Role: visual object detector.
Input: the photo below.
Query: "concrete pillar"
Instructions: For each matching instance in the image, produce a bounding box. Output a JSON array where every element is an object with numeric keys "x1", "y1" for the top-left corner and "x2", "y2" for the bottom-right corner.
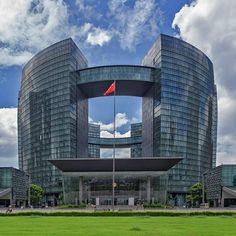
[
  {"x1": 10, "y1": 189, "x2": 13, "y2": 206},
  {"x1": 147, "y1": 176, "x2": 151, "y2": 203},
  {"x1": 213, "y1": 199, "x2": 217, "y2": 207},
  {"x1": 87, "y1": 183, "x2": 91, "y2": 204},
  {"x1": 62, "y1": 176, "x2": 66, "y2": 204},
  {"x1": 75, "y1": 197, "x2": 78, "y2": 205},
  {"x1": 151, "y1": 197, "x2": 155, "y2": 204},
  {"x1": 221, "y1": 197, "x2": 224, "y2": 207},
  {"x1": 79, "y1": 176, "x2": 83, "y2": 204}
]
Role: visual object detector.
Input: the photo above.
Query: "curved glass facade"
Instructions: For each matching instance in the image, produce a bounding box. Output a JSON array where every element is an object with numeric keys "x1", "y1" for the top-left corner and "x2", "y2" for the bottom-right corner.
[
  {"x1": 18, "y1": 34, "x2": 217, "y2": 205},
  {"x1": 78, "y1": 65, "x2": 156, "y2": 84},
  {"x1": 142, "y1": 34, "x2": 217, "y2": 201},
  {"x1": 18, "y1": 39, "x2": 87, "y2": 199}
]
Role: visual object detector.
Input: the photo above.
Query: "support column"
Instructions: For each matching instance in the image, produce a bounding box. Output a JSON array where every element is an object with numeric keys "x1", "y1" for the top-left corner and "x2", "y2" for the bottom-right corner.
[
  {"x1": 10, "y1": 188, "x2": 13, "y2": 206},
  {"x1": 79, "y1": 176, "x2": 83, "y2": 204},
  {"x1": 87, "y1": 183, "x2": 91, "y2": 204},
  {"x1": 147, "y1": 176, "x2": 151, "y2": 203},
  {"x1": 213, "y1": 199, "x2": 217, "y2": 207},
  {"x1": 62, "y1": 176, "x2": 66, "y2": 204},
  {"x1": 221, "y1": 197, "x2": 225, "y2": 207},
  {"x1": 221, "y1": 188, "x2": 225, "y2": 207}
]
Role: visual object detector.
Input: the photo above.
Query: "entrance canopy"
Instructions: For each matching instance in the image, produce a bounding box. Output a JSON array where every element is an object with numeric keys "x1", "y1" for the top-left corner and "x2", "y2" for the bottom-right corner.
[{"x1": 49, "y1": 157, "x2": 182, "y2": 177}]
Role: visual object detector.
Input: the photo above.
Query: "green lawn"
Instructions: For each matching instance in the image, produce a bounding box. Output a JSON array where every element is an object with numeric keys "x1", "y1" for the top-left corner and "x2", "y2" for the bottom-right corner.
[{"x1": 0, "y1": 216, "x2": 236, "y2": 236}]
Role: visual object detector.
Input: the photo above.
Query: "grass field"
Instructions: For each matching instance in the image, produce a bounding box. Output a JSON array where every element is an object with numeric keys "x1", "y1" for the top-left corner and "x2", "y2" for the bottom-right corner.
[{"x1": 0, "y1": 216, "x2": 236, "y2": 235}]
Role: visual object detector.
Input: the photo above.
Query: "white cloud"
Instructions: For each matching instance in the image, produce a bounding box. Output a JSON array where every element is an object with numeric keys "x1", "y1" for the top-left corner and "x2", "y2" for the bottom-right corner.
[
  {"x1": 172, "y1": 0, "x2": 236, "y2": 165},
  {"x1": 0, "y1": 48, "x2": 33, "y2": 67},
  {"x1": 0, "y1": 108, "x2": 18, "y2": 167},
  {"x1": 90, "y1": 111, "x2": 132, "y2": 158},
  {"x1": 90, "y1": 112, "x2": 141, "y2": 139},
  {"x1": 0, "y1": 0, "x2": 78, "y2": 66},
  {"x1": 100, "y1": 130, "x2": 130, "y2": 138},
  {"x1": 115, "y1": 113, "x2": 129, "y2": 129},
  {"x1": 0, "y1": 0, "x2": 163, "y2": 66},
  {"x1": 131, "y1": 117, "x2": 139, "y2": 124},
  {"x1": 79, "y1": 22, "x2": 93, "y2": 35},
  {"x1": 88, "y1": 116, "x2": 93, "y2": 123},
  {"x1": 100, "y1": 148, "x2": 130, "y2": 159},
  {"x1": 108, "y1": 0, "x2": 162, "y2": 51},
  {"x1": 78, "y1": 23, "x2": 112, "y2": 47},
  {"x1": 90, "y1": 111, "x2": 141, "y2": 140},
  {"x1": 92, "y1": 113, "x2": 129, "y2": 131},
  {"x1": 76, "y1": 0, "x2": 88, "y2": 11},
  {"x1": 75, "y1": 0, "x2": 163, "y2": 51},
  {"x1": 86, "y1": 27, "x2": 112, "y2": 46},
  {"x1": 0, "y1": 0, "x2": 113, "y2": 66},
  {"x1": 75, "y1": 0, "x2": 102, "y2": 20}
]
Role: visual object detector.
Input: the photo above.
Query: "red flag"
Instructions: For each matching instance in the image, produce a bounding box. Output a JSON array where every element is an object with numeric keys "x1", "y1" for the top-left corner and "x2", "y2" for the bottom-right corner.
[{"x1": 103, "y1": 82, "x2": 115, "y2": 96}]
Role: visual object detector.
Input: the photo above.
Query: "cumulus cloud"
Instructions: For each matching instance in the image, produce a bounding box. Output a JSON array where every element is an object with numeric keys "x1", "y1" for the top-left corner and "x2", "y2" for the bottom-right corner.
[
  {"x1": 0, "y1": 0, "x2": 111, "y2": 66},
  {"x1": 0, "y1": 108, "x2": 18, "y2": 167},
  {"x1": 75, "y1": 0, "x2": 163, "y2": 51},
  {"x1": 0, "y1": 0, "x2": 163, "y2": 66},
  {"x1": 108, "y1": 0, "x2": 162, "y2": 51},
  {"x1": 0, "y1": 48, "x2": 33, "y2": 67},
  {"x1": 91, "y1": 113, "x2": 129, "y2": 132},
  {"x1": 86, "y1": 27, "x2": 112, "y2": 46},
  {"x1": 172, "y1": 0, "x2": 236, "y2": 165},
  {"x1": 0, "y1": 0, "x2": 79, "y2": 66},
  {"x1": 115, "y1": 113, "x2": 130, "y2": 129},
  {"x1": 79, "y1": 22, "x2": 112, "y2": 47}
]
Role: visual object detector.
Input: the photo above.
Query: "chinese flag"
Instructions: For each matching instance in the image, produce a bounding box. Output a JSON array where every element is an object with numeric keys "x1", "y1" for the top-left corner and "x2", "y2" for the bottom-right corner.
[{"x1": 103, "y1": 82, "x2": 115, "y2": 96}]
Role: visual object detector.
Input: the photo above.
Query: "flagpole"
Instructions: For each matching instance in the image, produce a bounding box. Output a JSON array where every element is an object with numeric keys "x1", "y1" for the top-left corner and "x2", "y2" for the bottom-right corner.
[{"x1": 112, "y1": 80, "x2": 116, "y2": 211}]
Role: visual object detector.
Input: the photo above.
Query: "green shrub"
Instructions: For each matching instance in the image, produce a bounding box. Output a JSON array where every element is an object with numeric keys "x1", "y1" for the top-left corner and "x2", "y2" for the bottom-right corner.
[
  {"x1": 143, "y1": 203, "x2": 167, "y2": 208},
  {"x1": 1, "y1": 211, "x2": 236, "y2": 217},
  {"x1": 57, "y1": 204, "x2": 86, "y2": 209}
]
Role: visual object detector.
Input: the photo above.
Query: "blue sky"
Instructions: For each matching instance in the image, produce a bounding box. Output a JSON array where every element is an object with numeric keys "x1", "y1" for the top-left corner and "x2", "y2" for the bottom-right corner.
[
  {"x1": 0, "y1": 0, "x2": 236, "y2": 166},
  {"x1": 0, "y1": 0, "x2": 190, "y2": 108}
]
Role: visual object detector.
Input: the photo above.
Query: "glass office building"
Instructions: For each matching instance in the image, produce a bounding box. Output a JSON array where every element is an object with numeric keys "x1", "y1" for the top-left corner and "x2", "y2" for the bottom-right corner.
[
  {"x1": 18, "y1": 34, "x2": 217, "y2": 205},
  {"x1": 142, "y1": 35, "x2": 217, "y2": 204},
  {"x1": 18, "y1": 39, "x2": 88, "y2": 202}
]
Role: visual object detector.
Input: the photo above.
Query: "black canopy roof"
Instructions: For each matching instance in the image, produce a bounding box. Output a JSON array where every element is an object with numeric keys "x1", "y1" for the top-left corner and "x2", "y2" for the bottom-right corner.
[{"x1": 49, "y1": 157, "x2": 182, "y2": 173}]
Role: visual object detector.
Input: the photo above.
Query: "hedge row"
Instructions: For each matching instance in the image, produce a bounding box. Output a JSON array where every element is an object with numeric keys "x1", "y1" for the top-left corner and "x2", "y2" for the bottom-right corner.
[
  {"x1": 57, "y1": 204, "x2": 86, "y2": 209},
  {"x1": 1, "y1": 211, "x2": 236, "y2": 217},
  {"x1": 143, "y1": 203, "x2": 168, "y2": 208}
]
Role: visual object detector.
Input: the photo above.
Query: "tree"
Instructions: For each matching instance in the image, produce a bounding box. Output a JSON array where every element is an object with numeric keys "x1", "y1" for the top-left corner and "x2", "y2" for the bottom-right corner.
[
  {"x1": 186, "y1": 182, "x2": 202, "y2": 206},
  {"x1": 30, "y1": 184, "x2": 44, "y2": 206}
]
